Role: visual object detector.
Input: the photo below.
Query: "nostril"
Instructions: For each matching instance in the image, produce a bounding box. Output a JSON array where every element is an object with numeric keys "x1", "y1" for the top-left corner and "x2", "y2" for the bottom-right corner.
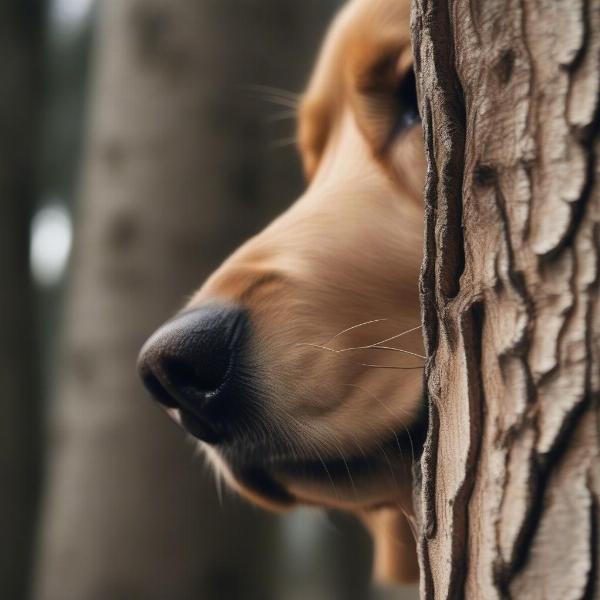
[
  {"x1": 164, "y1": 353, "x2": 230, "y2": 397},
  {"x1": 139, "y1": 368, "x2": 179, "y2": 409}
]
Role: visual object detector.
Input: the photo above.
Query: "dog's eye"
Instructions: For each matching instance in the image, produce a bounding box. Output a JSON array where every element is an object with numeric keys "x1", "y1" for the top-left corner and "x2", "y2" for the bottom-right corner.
[
  {"x1": 394, "y1": 68, "x2": 420, "y2": 134},
  {"x1": 350, "y1": 53, "x2": 421, "y2": 158}
]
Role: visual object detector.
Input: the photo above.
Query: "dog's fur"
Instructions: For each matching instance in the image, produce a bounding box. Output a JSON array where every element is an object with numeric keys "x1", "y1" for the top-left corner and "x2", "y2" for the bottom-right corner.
[{"x1": 146, "y1": 0, "x2": 426, "y2": 583}]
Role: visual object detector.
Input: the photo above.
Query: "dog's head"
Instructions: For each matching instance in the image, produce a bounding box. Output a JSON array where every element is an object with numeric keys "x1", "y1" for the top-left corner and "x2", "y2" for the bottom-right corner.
[{"x1": 138, "y1": 0, "x2": 425, "y2": 582}]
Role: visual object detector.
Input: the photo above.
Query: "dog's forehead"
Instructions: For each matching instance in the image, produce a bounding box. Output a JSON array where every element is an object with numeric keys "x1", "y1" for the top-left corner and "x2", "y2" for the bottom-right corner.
[
  {"x1": 297, "y1": 0, "x2": 413, "y2": 180},
  {"x1": 303, "y1": 0, "x2": 412, "y2": 104}
]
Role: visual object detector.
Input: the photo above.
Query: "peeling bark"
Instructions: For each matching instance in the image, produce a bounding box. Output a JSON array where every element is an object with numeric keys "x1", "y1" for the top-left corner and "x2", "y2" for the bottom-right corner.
[{"x1": 411, "y1": 0, "x2": 600, "y2": 597}]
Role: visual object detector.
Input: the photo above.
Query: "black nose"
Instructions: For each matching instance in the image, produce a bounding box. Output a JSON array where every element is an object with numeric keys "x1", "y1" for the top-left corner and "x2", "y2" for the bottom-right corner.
[{"x1": 137, "y1": 305, "x2": 248, "y2": 443}]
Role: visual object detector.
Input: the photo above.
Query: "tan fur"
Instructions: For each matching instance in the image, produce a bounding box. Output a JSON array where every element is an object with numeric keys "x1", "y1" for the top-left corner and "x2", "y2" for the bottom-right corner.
[
  {"x1": 361, "y1": 508, "x2": 419, "y2": 583},
  {"x1": 189, "y1": 0, "x2": 425, "y2": 583}
]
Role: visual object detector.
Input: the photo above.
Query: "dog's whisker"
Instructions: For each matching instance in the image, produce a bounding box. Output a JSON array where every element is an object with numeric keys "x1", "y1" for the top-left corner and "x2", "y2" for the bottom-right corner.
[
  {"x1": 335, "y1": 444, "x2": 358, "y2": 500},
  {"x1": 322, "y1": 318, "x2": 389, "y2": 345},
  {"x1": 271, "y1": 136, "x2": 298, "y2": 148},
  {"x1": 266, "y1": 109, "x2": 297, "y2": 122},
  {"x1": 401, "y1": 506, "x2": 419, "y2": 543},
  {"x1": 296, "y1": 342, "x2": 425, "y2": 374},
  {"x1": 296, "y1": 341, "x2": 424, "y2": 361},
  {"x1": 337, "y1": 345, "x2": 425, "y2": 359},
  {"x1": 294, "y1": 342, "x2": 338, "y2": 352},
  {"x1": 274, "y1": 411, "x2": 351, "y2": 503},
  {"x1": 249, "y1": 92, "x2": 299, "y2": 109},
  {"x1": 265, "y1": 99, "x2": 298, "y2": 109},
  {"x1": 359, "y1": 364, "x2": 424, "y2": 370},
  {"x1": 346, "y1": 430, "x2": 368, "y2": 461},
  {"x1": 242, "y1": 92, "x2": 299, "y2": 109},
  {"x1": 315, "y1": 448, "x2": 339, "y2": 500},
  {"x1": 243, "y1": 83, "x2": 301, "y2": 101},
  {"x1": 363, "y1": 324, "x2": 423, "y2": 348}
]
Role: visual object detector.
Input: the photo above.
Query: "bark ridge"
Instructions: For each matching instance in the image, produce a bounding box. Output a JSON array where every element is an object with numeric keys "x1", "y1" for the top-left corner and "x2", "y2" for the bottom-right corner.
[{"x1": 411, "y1": 0, "x2": 600, "y2": 597}]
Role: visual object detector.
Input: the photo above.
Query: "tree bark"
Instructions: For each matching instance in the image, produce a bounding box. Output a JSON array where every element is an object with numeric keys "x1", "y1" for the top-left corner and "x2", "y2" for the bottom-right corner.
[
  {"x1": 411, "y1": 0, "x2": 600, "y2": 598},
  {"x1": 33, "y1": 1, "x2": 338, "y2": 598},
  {"x1": 0, "y1": 2, "x2": 43, "y2": 598}
]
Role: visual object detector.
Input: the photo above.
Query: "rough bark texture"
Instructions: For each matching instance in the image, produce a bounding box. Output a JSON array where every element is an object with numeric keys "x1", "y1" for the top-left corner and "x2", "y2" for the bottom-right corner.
[
  {"x1": 0, "y1": 2, "x2": 43, "y2": 598},
  {"x1": 411, "y1": 0, "x2": 600, "y2": 598},
  {"x1": 33, "y1": 1, "x2": 337, "y2": 598}
]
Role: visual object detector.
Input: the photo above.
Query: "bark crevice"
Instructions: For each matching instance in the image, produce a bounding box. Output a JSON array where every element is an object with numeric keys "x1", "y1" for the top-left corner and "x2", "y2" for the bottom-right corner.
[{"x1": 412, "y1": 0, "x2": 600, "y2": 596}]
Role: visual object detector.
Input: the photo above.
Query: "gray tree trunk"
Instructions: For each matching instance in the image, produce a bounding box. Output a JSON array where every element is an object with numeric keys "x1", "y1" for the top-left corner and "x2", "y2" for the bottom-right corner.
[
  {"x1": 0, "y1": 2, "x2": 43, "y2": 598},
  {"x1": 411, "y1": 0, "x2": 600, "y2": 598},
  {"x1": 33, "y1": 1, "x2": 337, "y2": 598}
]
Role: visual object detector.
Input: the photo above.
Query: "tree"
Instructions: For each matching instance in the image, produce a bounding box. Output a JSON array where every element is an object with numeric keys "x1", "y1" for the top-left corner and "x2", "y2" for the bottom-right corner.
[
  {"x1": 411, "y1": 0, "x2": 600, "y2": 597},
  {"x1": 0, "y1": 1, "x2": 43, "y2": 598},
  {"x1": 33, "y1": 1, "x2": 340, "y2": 598}
]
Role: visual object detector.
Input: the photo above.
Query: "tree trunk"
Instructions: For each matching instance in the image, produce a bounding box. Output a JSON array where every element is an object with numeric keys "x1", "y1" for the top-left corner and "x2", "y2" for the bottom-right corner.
[
  {"x1": 411, "y1": 0, "x2": 600, "y2": 597},
  {"x1": 0, "y1": 2, "x2": 43, "y2": 598},
  {"x1": 33, "y1": 1, "x2": 337, "y2": 598}
]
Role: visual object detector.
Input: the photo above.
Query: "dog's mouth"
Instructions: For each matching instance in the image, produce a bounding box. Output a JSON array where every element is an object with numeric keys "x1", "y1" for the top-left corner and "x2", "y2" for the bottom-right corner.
[
  {"x1": 153, "y1": 367, "x2": 417, "y2": 510},
  {"x1": 155, "y1": 352, "x2": 427, "y2": 512},
  {"x1": 199, "y1": 424, "x2": 423, "y2": 512}
]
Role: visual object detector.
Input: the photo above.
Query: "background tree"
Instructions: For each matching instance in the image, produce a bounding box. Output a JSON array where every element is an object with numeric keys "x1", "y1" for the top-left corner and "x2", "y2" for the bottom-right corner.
[
  {"x1": 411, "y1": 0, "x2": 600, "y2": 597},
  {"x1": 33, "y1": 1, "x2": 349, "y2": 599},
  {"x1": 0, "y1": 1, "x2": 43, "y2": 598}
]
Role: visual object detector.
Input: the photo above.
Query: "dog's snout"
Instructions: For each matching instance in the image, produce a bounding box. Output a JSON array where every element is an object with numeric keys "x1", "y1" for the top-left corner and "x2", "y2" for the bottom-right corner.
[{"x1": 137, "y1": 305, "x2": 248, "y2": 443}]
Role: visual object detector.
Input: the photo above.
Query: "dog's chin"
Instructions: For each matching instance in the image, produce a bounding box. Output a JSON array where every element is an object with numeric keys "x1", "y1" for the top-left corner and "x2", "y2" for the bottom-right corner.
[
  {"x1": 164, "y1": 406, "x2": 419, "y2": 512},
  {"x1": 201, "y1": 435, "x2": 415, "y2": 513},
  {"x1": 274, "y1": 459, "x2": 412, "y2": 511}
]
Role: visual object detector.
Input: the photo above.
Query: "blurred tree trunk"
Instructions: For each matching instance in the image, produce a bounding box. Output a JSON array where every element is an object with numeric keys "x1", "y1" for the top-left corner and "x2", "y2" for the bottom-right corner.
[
  {"x1": 0, "y1": 2, "x2": 43, "y2": 599},
  {"x1": 33, "y1": 1, "x2": 340, "y2": 599},
  {"x1": 412, "y1": 0, "x2": 600, "y2": 597}
]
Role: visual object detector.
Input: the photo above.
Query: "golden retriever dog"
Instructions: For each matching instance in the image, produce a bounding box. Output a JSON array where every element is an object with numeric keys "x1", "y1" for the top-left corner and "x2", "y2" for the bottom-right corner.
[{"x1": 138, "y1": 0, "x2": 426, "y2": 584}]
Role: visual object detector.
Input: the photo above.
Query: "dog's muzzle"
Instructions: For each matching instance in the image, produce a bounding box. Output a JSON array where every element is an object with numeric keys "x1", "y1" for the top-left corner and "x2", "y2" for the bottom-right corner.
[{"x1": 137, "y1": 304, "x2": 252, "y2": 444}]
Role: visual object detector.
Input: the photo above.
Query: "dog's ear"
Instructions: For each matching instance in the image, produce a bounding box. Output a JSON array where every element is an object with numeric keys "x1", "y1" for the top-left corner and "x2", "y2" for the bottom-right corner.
[
  {"x1": 359, "y1": 507, "x2": 419, "y2": 584},
  {"x1": 347, "y1": 41, "x2": 420, "y2": 159}
]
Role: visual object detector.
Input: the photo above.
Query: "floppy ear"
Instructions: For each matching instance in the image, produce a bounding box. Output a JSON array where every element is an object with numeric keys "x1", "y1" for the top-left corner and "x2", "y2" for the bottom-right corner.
[{"x1": 359, "y1": 507, "x2": 419, "y2": 584}]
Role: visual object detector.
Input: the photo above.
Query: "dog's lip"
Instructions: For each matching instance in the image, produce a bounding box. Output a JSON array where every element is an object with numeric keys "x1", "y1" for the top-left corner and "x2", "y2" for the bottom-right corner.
[
  {"x1": 161, "y1": 407, "x2": 297, "y2": 508},
  {"x1": 178, "y1": 409, "x2": 223, "y2": 444},
  {"x1": 161, "y1": 404, "x2": 225, "y2": 445},
  {"x1": 165, "y1": 405, "x2": 422, "y2": 510},
  {"x1": 163, "y1": 405, "x2": 406, "y2": 480},
  {"x1": 232, "y1": 464, "x2": 297, "y2": 507},
  {"x1": 217, "y1": 434, "x2": 414, "y2": 509}
]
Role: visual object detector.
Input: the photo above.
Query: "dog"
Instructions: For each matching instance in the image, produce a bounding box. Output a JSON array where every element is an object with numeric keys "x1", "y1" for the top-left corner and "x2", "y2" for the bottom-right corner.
[{"x1": 138, "y1": 0, "x2": 426, "y2": 584}]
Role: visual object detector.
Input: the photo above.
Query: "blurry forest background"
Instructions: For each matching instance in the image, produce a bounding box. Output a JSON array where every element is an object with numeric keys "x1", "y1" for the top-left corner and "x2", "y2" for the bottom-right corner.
[{"x1": 1, "y1": 1, "x2": 418, "y2": 599}]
